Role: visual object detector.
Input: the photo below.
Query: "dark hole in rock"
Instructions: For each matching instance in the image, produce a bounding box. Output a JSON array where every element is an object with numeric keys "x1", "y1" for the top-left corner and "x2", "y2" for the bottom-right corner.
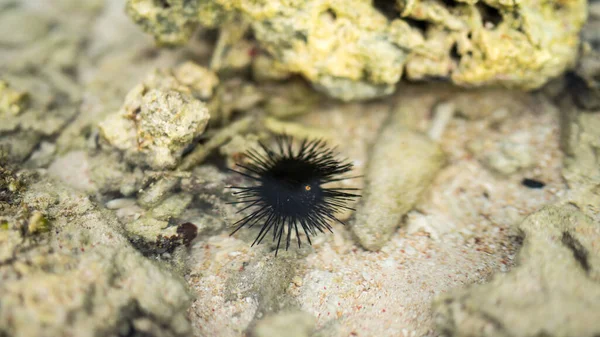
[
  {"x1": 180, "y1": 141, "x2": 197, "y2": 157},
  {"x1": 61, "y1": 65, "x2": 78, "y2": 79},
  {"x1": 404, "y1": 18, "x2": 430, "y2": 34},
  {"x1": 198, "y1": 28, "x2": 220, "y2": 44},
  {"x1": 509, "y1": 234, "x2": 524, "y2": 247},
  {"x1": 440, "y1": 0, "x2": 459, "y2": 8},
  {"x1": 156, "y1": 0, "x2": 171, "y2": 9},
  {"x1": 561, "y1": 232, "x2": 590, "y2": 273},
  {"x1": 294, "y1": 31, "x2": 308, "y2": 43},
  {"x1": 138, "y1": 47, "x2": 160, "y2": 60},
  {"x1": 450, "y1": 42, "x2": 461, "y2": 63},
  {"x1": 373, "y1": 0, "x2": 401, "y2": 20},
  {"x1": 566, "y1": 72, "x2": 600, "y2": 111},
  {"x1": 477, "y1": 3, "x2": 502, "y2": 28},
  {"x1": 325, "y1": 8, "x2": 337, "y2": 20},
  {"x1": 521, "y1": 178, "x2": 545, "y2": 189},
  {"x1": 419, "y1": 75, "x2": 451, "y2": 83}
]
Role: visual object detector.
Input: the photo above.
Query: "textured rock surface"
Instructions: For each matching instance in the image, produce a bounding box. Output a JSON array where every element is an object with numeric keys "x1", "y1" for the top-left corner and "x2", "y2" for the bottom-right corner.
[
  {"x1": 1, "y1": 0, "x2": 598, "y2": 336},
  {"x1": 433, "y1": 204, "x2": 600, "y2": 337},
  {"x1": 561, "y1": 105, "x2": 600, "y2": 187},
  {"x1": 0, "y1": 173, "x2": 192, "y2": 337},
  {"x1": 98, "y1": 65, "x2": 212, "y2": 170},
  {"x1": 126, "y1": 0, "x2": 586, "y2": 100},
  {"x1": 570, "y1": 1, "x2": 600, "y2": 110},
  {"x1": 0, "y1": 0, "x2": 98, "y2": 161},
  {"x1": 559, "y1": 85, "x2": 600, "y2": 223},
  {"x1": 352, "y1": 120, "x2": 445, "y2": 251},
  {"x1": 431, "y1": 69, "x2": 600, "y2": 337},
  {"x1": 184, "y1": 84, "x2": 566, "y2": 336},
  {"x1": 251, "y1": 310, "x2": 316, "y2": 337}
]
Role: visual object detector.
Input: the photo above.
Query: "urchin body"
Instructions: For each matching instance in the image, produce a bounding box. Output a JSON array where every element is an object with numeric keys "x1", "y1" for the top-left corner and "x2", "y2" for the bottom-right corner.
[{"x1": 229, "y1": 136, "x2": 359, "y2": 255}]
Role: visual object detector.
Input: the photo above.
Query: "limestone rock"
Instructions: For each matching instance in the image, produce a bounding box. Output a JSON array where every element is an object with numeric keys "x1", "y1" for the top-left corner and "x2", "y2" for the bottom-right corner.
[
  {"x1": 433, "y1": 204, "x2": 600, "y2": 337},
  {"x1": 570, "y1": 2, "x2": 600, "y2": 111},
  {"x1": 0, "y1": 80, "x2": 29, "y2": 116},
  {"x1": 561, "y1": 101, "x2": 600, "y2": 187},
  {"x1": 0, "y1": 176, "x2": 192, "y2": 337},
  {"x1": 225, "y1": 254, "x2": 298, "y2": 315},
  {"x1": 352, "y1": 118, "x2": 445, "y2": 251},
  {"x1": 126, "y1": 0, "x2": 586, "y2": 101},
  {"x1": 98, "y1": 65, "x2": 212, "y2": 170},
  {"x1": 251, "y1": 311, "x2": 316, "y2": 337}
]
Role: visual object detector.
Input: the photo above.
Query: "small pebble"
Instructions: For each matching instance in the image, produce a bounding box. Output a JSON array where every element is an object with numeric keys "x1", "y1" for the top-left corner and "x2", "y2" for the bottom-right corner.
[{"x1": 521, "y1": 178, "x2": 545, "y2": 189}]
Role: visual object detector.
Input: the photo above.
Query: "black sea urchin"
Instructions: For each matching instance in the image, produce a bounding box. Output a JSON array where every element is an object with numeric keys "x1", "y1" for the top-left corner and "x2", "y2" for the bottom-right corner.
[{"x1": 228, "y1": 135, "x2": 360, "y2": 255}]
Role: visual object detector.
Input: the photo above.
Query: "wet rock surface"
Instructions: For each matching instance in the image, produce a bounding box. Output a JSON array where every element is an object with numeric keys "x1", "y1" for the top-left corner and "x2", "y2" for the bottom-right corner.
[
  {"x1": 0, "y1": 171, "x2": 192, "y2": 337},
  {"x1": 433, "y1": 204, "x2": 600, "y2": 337},
  {"x1": 98, "y1": 65, "x2": 212, "y2": 170},
  {"x1": 570, "y1": 1, "x2": 600, "y2": 110},
  {"x1": 352, "y1": 115, "x2": 445, "y2": 251},
  {"x1": 1, "y1": 0, "x2": 599, "y2": 336},
  {"x1": 432, "y1": 62, "x2": 600, "y2": 336},
  {"x1": 251, "y1": 310, "x2": 316, "y2": 337},
  {"x1": 126, "y1": 0, "x2": 586, "y2": 101}
]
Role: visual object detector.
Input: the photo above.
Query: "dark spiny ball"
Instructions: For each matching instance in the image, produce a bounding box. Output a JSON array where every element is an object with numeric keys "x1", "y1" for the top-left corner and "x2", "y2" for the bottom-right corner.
[{"x1": 228, "y1": 135, "x2": 360, "y2": 255}]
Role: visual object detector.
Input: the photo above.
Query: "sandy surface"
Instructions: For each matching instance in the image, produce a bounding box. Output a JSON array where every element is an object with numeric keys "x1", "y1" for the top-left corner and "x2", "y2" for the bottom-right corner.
[{"x1": 185, "y1": 87, "x2": 565, "y2": 337}]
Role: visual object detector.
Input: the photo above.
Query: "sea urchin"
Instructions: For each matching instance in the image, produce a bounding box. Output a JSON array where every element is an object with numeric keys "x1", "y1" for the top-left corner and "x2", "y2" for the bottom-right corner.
[{"x1": 228, "y1": 135, "x2": 360, "y2": 255}]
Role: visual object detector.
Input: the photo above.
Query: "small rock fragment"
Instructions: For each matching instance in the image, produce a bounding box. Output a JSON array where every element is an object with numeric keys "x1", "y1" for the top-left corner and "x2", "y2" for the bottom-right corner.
[
  {"x1": 252, "y1": 54, "x2": 292, "y2": 82},
  {"x1": 149, "y1": 193, "x2": 193, "y2": 221},
  {"x1": 263, "y1": 81, "x2": 321, "y2": 119},
  {"x1": 105, "y1": 198, "x2": 138, "y2": 210},
  {"x1": 26, "y1": 141, "x2": 56, "y2": 168},
  {"x1": 178, "y1": 115, "x2": 254, "y2": 171},
  {"x1": 208, "y1": 79, "x2": 264, "y2": 125},
  {"x1": 219, "y1": 134, "x2": 262, "y2": 167},
  {"x1": 98, "y1": 67, "x2": 212, "y2": 170},
  {"x1": 100, "y1": 88, "x2": 209, "y2": 169},
  {"x1": 125, "y1": 217, "x2": 174, "y2": 243},
  {"x1": 88, "y1": 151, "x2": 135, "y2": 194},
  {"x1": 251, "y1": 311, "x2": 316, "y2": 337},
  {"x1": 0, "y1": 131, "x2": 42, "y2": 163},
  {"x1": 0, "y1": 80, "x2": 29, "y2": 116},
  {"x1": 47, "y1": 151, "x2": 97, "y2": 193},
  {"x1": 172, "y1": 61, "x2": 220, "y2": 100},
  {"x1": 467, "y1": 130, "x2": 535, "y2": 176},
  {"x1": 352, "y1": 119, "x2": 445, "y2": 251},
  {"x1": 126, "y1": 0, "x2": 200, "y2": 46},
  {"x1": 225, "y1": 254, "x2": 297, "y2": 315},
  {"x1": 137, "y1": 176, "x2": 180, "y2": 209},
  {"x1": 26, "y1": 211, "x2": 51, "y2": 235}
]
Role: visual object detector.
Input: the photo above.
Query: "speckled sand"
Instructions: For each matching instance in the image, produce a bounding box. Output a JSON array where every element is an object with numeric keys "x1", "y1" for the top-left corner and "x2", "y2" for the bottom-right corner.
[{"x1": 186, "y1": 87, "x2": 564, "y2": 337}]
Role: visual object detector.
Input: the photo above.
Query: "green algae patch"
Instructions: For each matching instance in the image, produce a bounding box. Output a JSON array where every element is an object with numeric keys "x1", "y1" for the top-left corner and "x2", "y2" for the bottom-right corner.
[{"x1": 0, "y1": 80, "x2": 29, "y2": 116}]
